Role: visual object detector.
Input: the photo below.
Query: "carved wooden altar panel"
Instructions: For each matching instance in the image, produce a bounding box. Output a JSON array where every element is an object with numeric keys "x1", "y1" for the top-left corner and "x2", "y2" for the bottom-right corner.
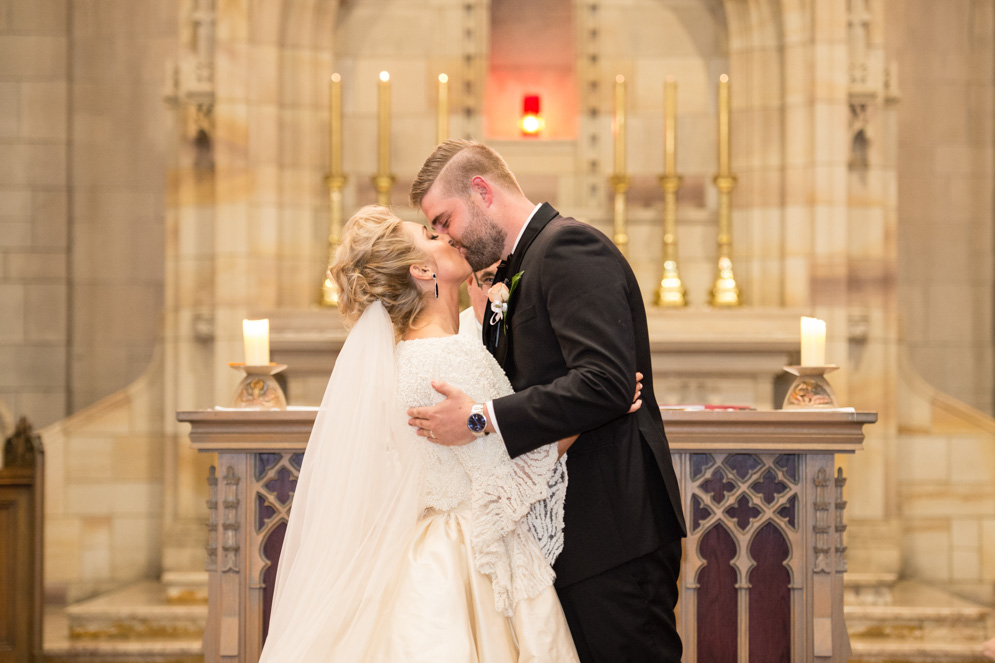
[
  {"x1": 180, "y1": 408, "x2": 873, "y2": 663},
  {"x1": 679, "y1": 452, "x2": 847, "y2": 662},
  {"x1": 201, "y1": 451, "x2": 305, "y2": 663},
  {"x1": 252, "y1": 451, "x2": 302, "y2": 641}
]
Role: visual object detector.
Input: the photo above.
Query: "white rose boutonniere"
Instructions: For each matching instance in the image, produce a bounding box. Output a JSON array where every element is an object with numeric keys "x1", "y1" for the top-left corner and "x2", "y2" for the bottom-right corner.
[
  {"x1": 488, "y1": 282, "x2": 509, "y2": 325},
  {"x1": 487, "y1": 271, "x2": 523, "y2": 331}
]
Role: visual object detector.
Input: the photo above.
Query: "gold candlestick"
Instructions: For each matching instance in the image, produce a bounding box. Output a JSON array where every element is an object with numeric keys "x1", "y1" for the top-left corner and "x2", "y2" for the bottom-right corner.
[
  {"x1": 437, "y1": 73, "x2": 449, "y2": 145},
  {"x1": 710, "y1": 74, "x2": 741, "y2": 307},
  {"x1": 321, "y1": 73, "x2": 347, "y2": 307},
  {"x1": 373, "y1": 71, "x2": 394, "y2": 206},
  {"x1": 611, "y1": 75, "x2": 629, "y2": 257},
  {"x1": 656, "y1": 76, "x2": 687, "y2": 307}
]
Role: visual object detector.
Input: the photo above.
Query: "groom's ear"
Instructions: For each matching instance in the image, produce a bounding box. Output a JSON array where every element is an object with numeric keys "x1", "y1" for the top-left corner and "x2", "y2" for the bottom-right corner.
[{"x1": 470, "y1": 176, "x2": 492, "y2": 206}]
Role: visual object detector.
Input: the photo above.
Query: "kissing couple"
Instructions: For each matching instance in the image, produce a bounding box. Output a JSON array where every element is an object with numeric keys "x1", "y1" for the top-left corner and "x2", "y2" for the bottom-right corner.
[{"x1": 259, "y1": 140, "x2": 686, "y2": 662}]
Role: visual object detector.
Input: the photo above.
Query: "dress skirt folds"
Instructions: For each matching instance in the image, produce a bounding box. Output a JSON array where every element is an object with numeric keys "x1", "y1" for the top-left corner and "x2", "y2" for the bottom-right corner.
[{"x1": 369, "y1": 507, "x2": 579, "y2": 663}]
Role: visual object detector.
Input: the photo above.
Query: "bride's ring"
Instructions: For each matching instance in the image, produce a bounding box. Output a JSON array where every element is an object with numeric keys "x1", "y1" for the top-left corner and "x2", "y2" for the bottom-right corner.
[{"x1": 428, "y1": 430, "x2": 436, "y2": 439}]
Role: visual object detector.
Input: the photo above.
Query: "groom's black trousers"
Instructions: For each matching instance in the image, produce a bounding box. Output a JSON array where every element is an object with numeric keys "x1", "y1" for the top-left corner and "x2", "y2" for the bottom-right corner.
[{"x1": 556, "y1": 540, "x2": 683, "y2": 663}]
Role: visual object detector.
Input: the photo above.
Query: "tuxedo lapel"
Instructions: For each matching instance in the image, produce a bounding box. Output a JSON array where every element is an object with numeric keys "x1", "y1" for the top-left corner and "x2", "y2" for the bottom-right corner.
[
  {"x1": 505, "y1": 203, "x2": 557, "y2": 278},
  {"x1": 490, "y1": 203, "x2": 559, "y2": 366}
]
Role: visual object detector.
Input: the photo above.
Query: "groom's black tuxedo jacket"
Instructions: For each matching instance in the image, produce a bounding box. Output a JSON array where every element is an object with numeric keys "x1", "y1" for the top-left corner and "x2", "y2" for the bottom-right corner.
[{"x1": 485, "y1": 203, "x2": 687, "y2": 588}]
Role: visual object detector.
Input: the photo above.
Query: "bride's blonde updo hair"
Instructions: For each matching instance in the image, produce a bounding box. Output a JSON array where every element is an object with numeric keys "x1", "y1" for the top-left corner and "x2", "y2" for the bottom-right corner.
[{"x1": 328, "y1": 205, "x2": 428, "y2": 335}]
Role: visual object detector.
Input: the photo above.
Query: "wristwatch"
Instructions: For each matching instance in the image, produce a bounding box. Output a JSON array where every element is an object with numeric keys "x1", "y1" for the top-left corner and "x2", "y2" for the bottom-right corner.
[{"x1": 467, "y1": 403, "x2": 488, "y2": 437}]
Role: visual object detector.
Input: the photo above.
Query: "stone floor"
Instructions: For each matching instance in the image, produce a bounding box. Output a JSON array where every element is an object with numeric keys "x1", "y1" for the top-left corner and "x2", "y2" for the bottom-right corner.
[
  {"x1": 43, "y1": 582, "x2": 204, "y2": 663},
  {"x1": 40, "y1": 575, "x2": 993, "y2": 662},
  {"x1": 847, "y1": 578, "x2": 993, "y2": 663}
]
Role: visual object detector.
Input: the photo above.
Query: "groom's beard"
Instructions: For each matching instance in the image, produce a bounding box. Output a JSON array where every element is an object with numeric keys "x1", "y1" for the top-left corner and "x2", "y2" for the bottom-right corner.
[{"x1": 460, "y1": 205, "x2": 507, "y2": 272}]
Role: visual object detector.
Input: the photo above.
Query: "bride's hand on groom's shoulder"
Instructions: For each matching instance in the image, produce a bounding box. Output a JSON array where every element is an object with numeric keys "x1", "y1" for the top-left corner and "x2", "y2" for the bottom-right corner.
[{"x1": 407, "y1": 382, "x2": 477, "y2": 447}]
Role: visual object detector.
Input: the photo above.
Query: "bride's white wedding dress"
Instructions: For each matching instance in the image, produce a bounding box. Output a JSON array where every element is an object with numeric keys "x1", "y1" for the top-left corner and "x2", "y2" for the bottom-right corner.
[
  {"x1": 259, "y1": 302, "x2": 579, "y2": 662},
  {"x1": 368, "y1": 334, "x2": 576, "y2": 661}
]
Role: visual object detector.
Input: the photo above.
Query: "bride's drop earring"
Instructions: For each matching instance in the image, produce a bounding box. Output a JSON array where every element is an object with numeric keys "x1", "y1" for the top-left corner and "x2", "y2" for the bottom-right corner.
[{"x1": 433, "y1": 273, "x2": 439, "y2": 299}]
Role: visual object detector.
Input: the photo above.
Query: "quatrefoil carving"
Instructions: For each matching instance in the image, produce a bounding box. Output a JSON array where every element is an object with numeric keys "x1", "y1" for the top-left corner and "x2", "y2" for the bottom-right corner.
[{"x1": 702, "y1": 469, "x2": 735, "y2": 505}]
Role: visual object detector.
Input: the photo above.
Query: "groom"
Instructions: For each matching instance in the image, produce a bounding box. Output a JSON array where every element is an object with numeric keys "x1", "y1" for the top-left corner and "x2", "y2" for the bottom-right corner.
[{"x1": 407, "y1": 140, "x2": 686, "y2": 662}]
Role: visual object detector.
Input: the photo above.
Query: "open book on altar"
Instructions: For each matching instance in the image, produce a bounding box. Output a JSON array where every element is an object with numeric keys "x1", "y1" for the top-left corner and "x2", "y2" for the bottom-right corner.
[
  {"x1": 657, "y1": 405, "x2": 858, "y2": 413},
  {"x1": 658, "y1": 404, "x2": 755, "y2": 411}
]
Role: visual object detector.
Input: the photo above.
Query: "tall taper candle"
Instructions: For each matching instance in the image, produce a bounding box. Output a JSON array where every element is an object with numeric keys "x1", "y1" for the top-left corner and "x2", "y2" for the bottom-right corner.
[
  {"x1": 437, "y1": 73, "x2": 449, "y2": 145},
  {"x1": 718, "y1": 74, "x2": 730, "y2": 174},
  {"x1": 329, "y1": 73, "x2": 342, "y2": 179},
  {"x1": 665, "y1": 76, "x2": 677, "y2": 174},
  {"x1": 613, "y1": 75, "x2": 626, "y2": 174},
  {"x1": 378, "y1": 71, "x2": 391, "y2": 175}
]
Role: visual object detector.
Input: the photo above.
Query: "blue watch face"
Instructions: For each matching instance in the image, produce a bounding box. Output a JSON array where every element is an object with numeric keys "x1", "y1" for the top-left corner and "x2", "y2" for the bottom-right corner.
[{"x1": 467, "y1": 412, "x2": 487, "y2": 433}]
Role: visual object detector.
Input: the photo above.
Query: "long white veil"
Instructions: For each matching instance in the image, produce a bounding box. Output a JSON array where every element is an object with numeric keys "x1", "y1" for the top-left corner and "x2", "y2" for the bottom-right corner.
[{"x1": 259, "y1": 301, "x2": 424, "y2": 661}]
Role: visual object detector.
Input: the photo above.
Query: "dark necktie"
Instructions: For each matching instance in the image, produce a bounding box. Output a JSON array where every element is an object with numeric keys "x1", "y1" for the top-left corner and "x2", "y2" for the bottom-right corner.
[{"x1": 492, "y1": 259, "x2": 510, "y2": 287}]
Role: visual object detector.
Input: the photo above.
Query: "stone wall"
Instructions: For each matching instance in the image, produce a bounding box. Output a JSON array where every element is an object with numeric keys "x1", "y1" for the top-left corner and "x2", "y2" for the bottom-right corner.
[
  {"x1": 0, "y1": 1, "x2": 177, "y2": 427},
  {"x1": 68, "y1": 1, "x2": 176, "y2": 412},
  {"x1": 41, "y1": 357, "x2": 164, "y2": 604},
  {"x1": 887, "y1": 0, "x2": 995, "y2": 416},
  {"x1": 897, "y1": 354, "x2": 995, "y2": 606},
  {"x1": 0, "y1": 0, "x2": 70, "y2": 429}
]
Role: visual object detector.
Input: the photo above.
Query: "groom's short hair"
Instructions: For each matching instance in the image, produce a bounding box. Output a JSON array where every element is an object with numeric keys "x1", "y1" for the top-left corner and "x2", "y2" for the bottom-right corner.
[{"x1": 409, "y1": 139, "x2": 522, "y2": 208}]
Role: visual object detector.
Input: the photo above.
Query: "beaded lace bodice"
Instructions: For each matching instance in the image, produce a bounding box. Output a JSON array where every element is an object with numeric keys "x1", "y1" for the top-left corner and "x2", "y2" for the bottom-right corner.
[{"x1": 394, "y1": 334, "x2": 567, "y2": 616}]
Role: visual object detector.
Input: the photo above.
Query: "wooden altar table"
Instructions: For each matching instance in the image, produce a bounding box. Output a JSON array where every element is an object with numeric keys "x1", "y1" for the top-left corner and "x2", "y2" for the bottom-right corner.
[{"x1": 177, "y1": 408, "x2": 875, "y2": 663}]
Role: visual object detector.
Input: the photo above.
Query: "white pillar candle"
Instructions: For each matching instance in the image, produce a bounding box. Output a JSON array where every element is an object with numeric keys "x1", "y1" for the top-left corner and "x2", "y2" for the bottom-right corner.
[
  {"x1": 800, "y1": 316, "x2": 826, "y2": 366},
  {"x1": 243, "y1": 319, "x2": 270, "y2": 366}
]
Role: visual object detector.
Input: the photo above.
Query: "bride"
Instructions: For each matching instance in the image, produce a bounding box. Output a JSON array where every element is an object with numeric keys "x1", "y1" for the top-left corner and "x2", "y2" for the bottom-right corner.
[{"x1": 259, "y1": 205, "x2": 633, "y2": 661}]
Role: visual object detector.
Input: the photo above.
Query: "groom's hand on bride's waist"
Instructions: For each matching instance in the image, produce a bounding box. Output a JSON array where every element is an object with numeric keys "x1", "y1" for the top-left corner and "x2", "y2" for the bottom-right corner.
[
  {"x1": 407, "y1": 381, "x2": 484, "y2": 446},
  {"x1": 408, "y1": 372, "x2": 642, "y2": 447}
]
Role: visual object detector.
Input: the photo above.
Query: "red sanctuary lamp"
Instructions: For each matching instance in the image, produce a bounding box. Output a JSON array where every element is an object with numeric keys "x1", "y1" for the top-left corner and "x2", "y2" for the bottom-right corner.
[{"x1": 519, "y1": 94, "x2": 545, "y2": 137}]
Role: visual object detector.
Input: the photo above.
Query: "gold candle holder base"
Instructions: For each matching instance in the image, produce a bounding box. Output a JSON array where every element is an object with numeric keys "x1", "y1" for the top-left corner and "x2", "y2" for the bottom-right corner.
[
  {"x1": 655, "y1": 263, "x2": 688, "y2": 307},
  {"x1": 710, "y1": 256, "x2": 741, "y2": 307},
  {"x1": 228, "y1": 363, "x2": 288, "y2": 410},
  {"x1": 320, "y1": 277, "x2": 340, "y2": 307},
  {"x1": 782, "y1": 365, "x2": 839, "y2": 409}
]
